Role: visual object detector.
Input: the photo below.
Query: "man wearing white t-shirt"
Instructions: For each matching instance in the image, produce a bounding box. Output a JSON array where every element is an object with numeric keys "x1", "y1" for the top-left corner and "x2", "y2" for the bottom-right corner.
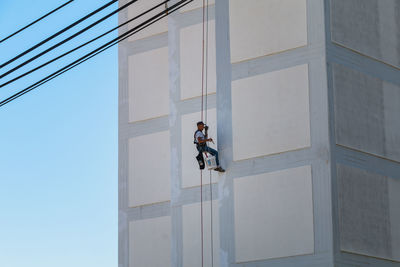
[{"x1": 194, "y1": 121, "x2": 225, "y2": 172}]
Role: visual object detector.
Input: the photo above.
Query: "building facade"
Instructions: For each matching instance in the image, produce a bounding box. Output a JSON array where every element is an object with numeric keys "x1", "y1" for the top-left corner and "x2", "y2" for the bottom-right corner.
[{"x1": 118, "y1": 0, "x2": 400, "y2": 266}]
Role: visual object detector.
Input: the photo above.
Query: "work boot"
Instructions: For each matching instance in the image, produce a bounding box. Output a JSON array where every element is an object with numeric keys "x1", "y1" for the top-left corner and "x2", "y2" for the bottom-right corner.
[{"x1": 215, "y1": 166, "x2": 225, "y2": 172}]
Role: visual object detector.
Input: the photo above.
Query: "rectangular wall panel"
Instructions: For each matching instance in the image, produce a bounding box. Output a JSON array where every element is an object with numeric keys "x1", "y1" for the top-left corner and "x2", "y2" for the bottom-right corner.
[
  {"x1": 337, "y1": 164, "x2": 400, "y2": 262},
  {"x1": 129, "y1": 216, "x2": 171, "y2": 267},
  {"x1": 180, "y1": 21, "x2": 216, "y2": 100},
  {"x1": 182, "y1": 201, "x2": 220, "y2": 267},
  {"x1": 128, "y1": 47, "x2": 169, "y2": 122},
  {"x1": 229, "y1": 0, "x2": 307, "y2": 63},
  {"x1": 180, "y1": 0, "x2": 215, "y2": 12},
  {"x1": 388, "y1": 178, "x2": 400, "y2": 261},
  {"x1": 232, "y1": 64, "x2": 311, "y2": 161},
  {"x1": 333, "y1": 64, "x2": 400, "y2": 162},
  {"x1": 331, "y1": 0, "x2": 400, "y2": 68},
  {"x1": 127, "y1": 0, "x2": 168, "y2": 41},
  {"x1": 128, "y1": 131, "x2": 171, "y2": 207},
  {"x1": 234, "y1": 165, "x2": 314, "y2": 262}
]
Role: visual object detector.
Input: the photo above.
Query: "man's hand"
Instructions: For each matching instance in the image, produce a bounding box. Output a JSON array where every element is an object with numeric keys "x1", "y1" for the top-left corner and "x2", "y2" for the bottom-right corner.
[{"x1": 205, "y1": 125, "x2": 209, "y2": 131}]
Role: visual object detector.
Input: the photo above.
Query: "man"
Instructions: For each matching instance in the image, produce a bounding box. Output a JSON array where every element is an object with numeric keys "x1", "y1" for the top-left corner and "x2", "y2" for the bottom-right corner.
[{"x1": 194, "y1": 121, "x2": 225, "y2": 172}]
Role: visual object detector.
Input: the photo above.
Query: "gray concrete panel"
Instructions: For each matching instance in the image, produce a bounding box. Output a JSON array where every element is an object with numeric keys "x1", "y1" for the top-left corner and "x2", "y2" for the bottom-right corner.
[
  {"x1": 337, "y1": 164, "x2": 392, "y2": 260},
  {"x1": 333, "y1": 63, "x2": 385, "y2": 155},
  {"x1": 333, "y1": 64, "x2": 400, "y2": 163},
  {"x1": 331, "y1": 0, "x2": 400, "y2": 68},
  {"x1": 388, "y1": 178, "x2": 400, "y2": 261}
]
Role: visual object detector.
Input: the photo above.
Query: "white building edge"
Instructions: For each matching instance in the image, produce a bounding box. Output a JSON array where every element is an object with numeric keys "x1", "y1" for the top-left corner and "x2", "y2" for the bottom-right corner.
[{"x1": 118, "y1": 0, "x2": 400, "y2": 266}]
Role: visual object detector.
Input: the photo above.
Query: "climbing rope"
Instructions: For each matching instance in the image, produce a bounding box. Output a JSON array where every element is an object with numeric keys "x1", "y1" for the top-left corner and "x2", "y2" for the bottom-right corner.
[
  {"x1": 204, "y1": 1, "x2": 214, "y2": 266},
  {"x1": 200, "y1": 0, "x2": 205, "y2": 265},
  {"x1": 200, "y1": 0, "x2": 213, "y2": 266}
]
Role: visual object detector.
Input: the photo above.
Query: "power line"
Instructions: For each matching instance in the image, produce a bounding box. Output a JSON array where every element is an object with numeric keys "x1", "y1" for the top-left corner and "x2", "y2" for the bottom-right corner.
[
  {"x1": 0, "y1": 0, "x2": 170, "y2": 88},
  {"x1": 0, "y1": 0, "x2": 74, "y2": 44},
  {"x1": 0, "y1": 0, "x2": 139, "y2": 80},
  {"x1": 0, "y1": 0, "x2": 193, "y2": 108},
  {"x1": 0, "y1": 0, "x2": 118, "y2": 69}
]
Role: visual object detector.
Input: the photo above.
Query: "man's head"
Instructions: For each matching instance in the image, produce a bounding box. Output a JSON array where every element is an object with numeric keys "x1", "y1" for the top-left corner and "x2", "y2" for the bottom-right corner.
[{"x1": 197, "y1": 121, "x2": 204, "y2": 131}]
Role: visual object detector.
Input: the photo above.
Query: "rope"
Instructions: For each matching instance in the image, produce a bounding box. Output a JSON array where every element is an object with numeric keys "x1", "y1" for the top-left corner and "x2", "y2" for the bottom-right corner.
[
  {"x1": 199, "y1": 0, "x2": 206, "y2": 265},
  {"x1": 200, "y1": 0, "x2": 212, "y2": 266},
  {"x1": 204, "y1": 2, "x2": 214, "y2": 266},
  {"x1": 200, "y1": 170, "x2": 204, "y2": 267}
]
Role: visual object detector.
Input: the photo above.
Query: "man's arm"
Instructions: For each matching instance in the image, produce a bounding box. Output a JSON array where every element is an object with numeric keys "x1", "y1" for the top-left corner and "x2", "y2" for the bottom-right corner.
[{"x1": 197, "y1": 136, "x2": 213, "y2": 144}]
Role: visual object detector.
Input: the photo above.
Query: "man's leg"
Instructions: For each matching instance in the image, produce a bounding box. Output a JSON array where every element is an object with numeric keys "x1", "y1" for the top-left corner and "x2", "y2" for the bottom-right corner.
[{"x1": 204, "y1": 146, "x2": 220, "y2": 166}]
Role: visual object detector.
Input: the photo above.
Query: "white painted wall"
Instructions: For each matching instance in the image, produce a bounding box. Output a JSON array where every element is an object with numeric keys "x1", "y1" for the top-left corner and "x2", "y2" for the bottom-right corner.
[
  {"x1": 229, "y1": 0, "x2": 307, "y2": 63},
  {"x1": 120, "y1": 1, "x2": 329, "y2": 266},
  {"x1": 128, "y1": 131, "x2": 171, "y2": 207},
  {"x1": 234, "y1": 165, "x2": 314, "y2": 262},
  {"x1": 129, "y1": 216, "x2": 171, "y2": 267},
  {"x1": 127, "y1": 0, "x2": 168, "y2": 41},
  {"x1": 128, "y1": 47, "x2": 169, "y2": 122},
  {"x1": 180, "y1": 0, "x2": 215, "y2": 13},
  {"x1": 180, "y1": 20, "x2": 216, "y2": 100},
  {"x1": 182, "y1": 201, "x2": 220, "y2": 267},
  {"x1": 232, "y1": 64, "x2": 311, "y2": 161}
]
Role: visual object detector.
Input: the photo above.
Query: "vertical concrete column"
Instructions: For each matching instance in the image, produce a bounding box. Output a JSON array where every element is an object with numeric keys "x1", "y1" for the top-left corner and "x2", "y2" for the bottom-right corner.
[
  {"x1": 168, "y1": 2, "x2": 183, "y2": 265},
  {"x1": 215, "y1": 1, "x2": 234, "y2": 266}
]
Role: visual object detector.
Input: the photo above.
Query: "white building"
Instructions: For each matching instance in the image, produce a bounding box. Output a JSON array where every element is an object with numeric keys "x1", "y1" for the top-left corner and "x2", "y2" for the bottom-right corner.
[{"x1": 118, "y1": 0, "x2": 400, "y2": 266}]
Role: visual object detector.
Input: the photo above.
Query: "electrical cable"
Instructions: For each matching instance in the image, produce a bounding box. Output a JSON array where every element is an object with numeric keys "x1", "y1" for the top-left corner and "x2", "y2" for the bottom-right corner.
[
  {"x1": 0, "y1": 0, "x2": 170, "y2": 88},
  {"x1": 0, "y1": 0, "x2": 193, "y2": 107},
  {"x1": 0, "y1": 0, "x2": 140, "y2": 80},
  {"x1": 0, "y1": 1, "x2": 74, "y2": 44},
  {"x1": 0, "y1": 0, "x2": 118, "y2": 69}
]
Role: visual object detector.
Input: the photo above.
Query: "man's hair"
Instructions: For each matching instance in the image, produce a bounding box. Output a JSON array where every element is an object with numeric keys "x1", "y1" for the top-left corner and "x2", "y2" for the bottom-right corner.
[{"x1": 197, "y1": 121, "x2": 204, "y2": 126}]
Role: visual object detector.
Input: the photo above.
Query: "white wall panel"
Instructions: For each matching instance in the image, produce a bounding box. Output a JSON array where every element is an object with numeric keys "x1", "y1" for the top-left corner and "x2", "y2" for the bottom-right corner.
[
  {"x1": 128, "y1": 0, "x2": 168, "y2": 41},
  {"x1": 129, "y1": 216, "x2": 171, "y2": 267},
  {"x1": 181, "y1": 109, "x2": 218, "y2": 188},
  {"x1": 128, "y1": 131, "x2": 171, "y2": 207},
  {"x1": 232, "y1": 64, "x2": 311, "y2": 161},
  {"x1": 180, "y1": 0, "x2": 215, "y2": 12},
  {"x1": 128, "y1": 47, "x2": 169, "y2": 122},
  {"x1": 180, "y1": 21, "x2": 216, "y2": 100},
  {"x1": 183, "y1": 201, "x2": 220, "y2": 267},
  {"x1": 229, "y1": 0, "x2": 307, "y2": 63},
  {"x1": 234, "y1": 165, "x2": 314, "y2": 262}
]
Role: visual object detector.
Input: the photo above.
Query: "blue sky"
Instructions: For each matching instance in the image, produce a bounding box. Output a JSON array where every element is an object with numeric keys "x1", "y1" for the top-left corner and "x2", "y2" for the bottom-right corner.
[{"x1": 0, "y1": 1, "x2": 118, "y2": 266}]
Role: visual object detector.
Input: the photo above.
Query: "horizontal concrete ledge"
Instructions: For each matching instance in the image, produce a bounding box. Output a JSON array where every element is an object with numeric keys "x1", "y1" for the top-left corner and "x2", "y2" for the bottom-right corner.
[
  {"x1": 124, "y1": 201, "x2": 171, "y2": 221},
  {"x1": 229, "y1": 146, "x2": 329, "y2": 180},
  {"x1": 336, "y1": 251, "x2": 400, "y2": 267},
  {"x1": 232, "y1": 43, "x2": 325, "y2": 81},
  {"x1": 327, "y1": 43, "x2": 400, "y2": 86},
  {"x1": 176, "y1": 94, "x2": 216, "y2": 116},
  {"x1": 232, "y1": 251, "x2": 332, "y2": 267},
  {"x1": 175, "y1": 4, "x2": 215, "y2": 28},
  {"x1": 335, "y1": 145, "x2": 400, "y2": 180},
  {"x1": 171, "y1": 181, "x2": 218, "y2": 206},
  {"x1": 120, "y1": 94, "x2": 217, "y2": 139},
  {"x1": 120, "y1": 116, "x2": 169, "y2": 139},
  {"x1": 123, "y1": 32, "x2": 168, "y2": 55}
]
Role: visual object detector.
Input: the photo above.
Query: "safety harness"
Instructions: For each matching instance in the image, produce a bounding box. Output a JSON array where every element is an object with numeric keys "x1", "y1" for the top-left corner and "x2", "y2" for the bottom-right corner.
[{"x1": 194, "y1": 129, "x2": 206, "y2": 169}]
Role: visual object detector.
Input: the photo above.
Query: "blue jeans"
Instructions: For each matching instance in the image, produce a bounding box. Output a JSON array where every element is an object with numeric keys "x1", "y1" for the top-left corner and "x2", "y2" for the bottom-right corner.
[{"x1": 197, "y1": 145, "x2": 220, "y2": 166}]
